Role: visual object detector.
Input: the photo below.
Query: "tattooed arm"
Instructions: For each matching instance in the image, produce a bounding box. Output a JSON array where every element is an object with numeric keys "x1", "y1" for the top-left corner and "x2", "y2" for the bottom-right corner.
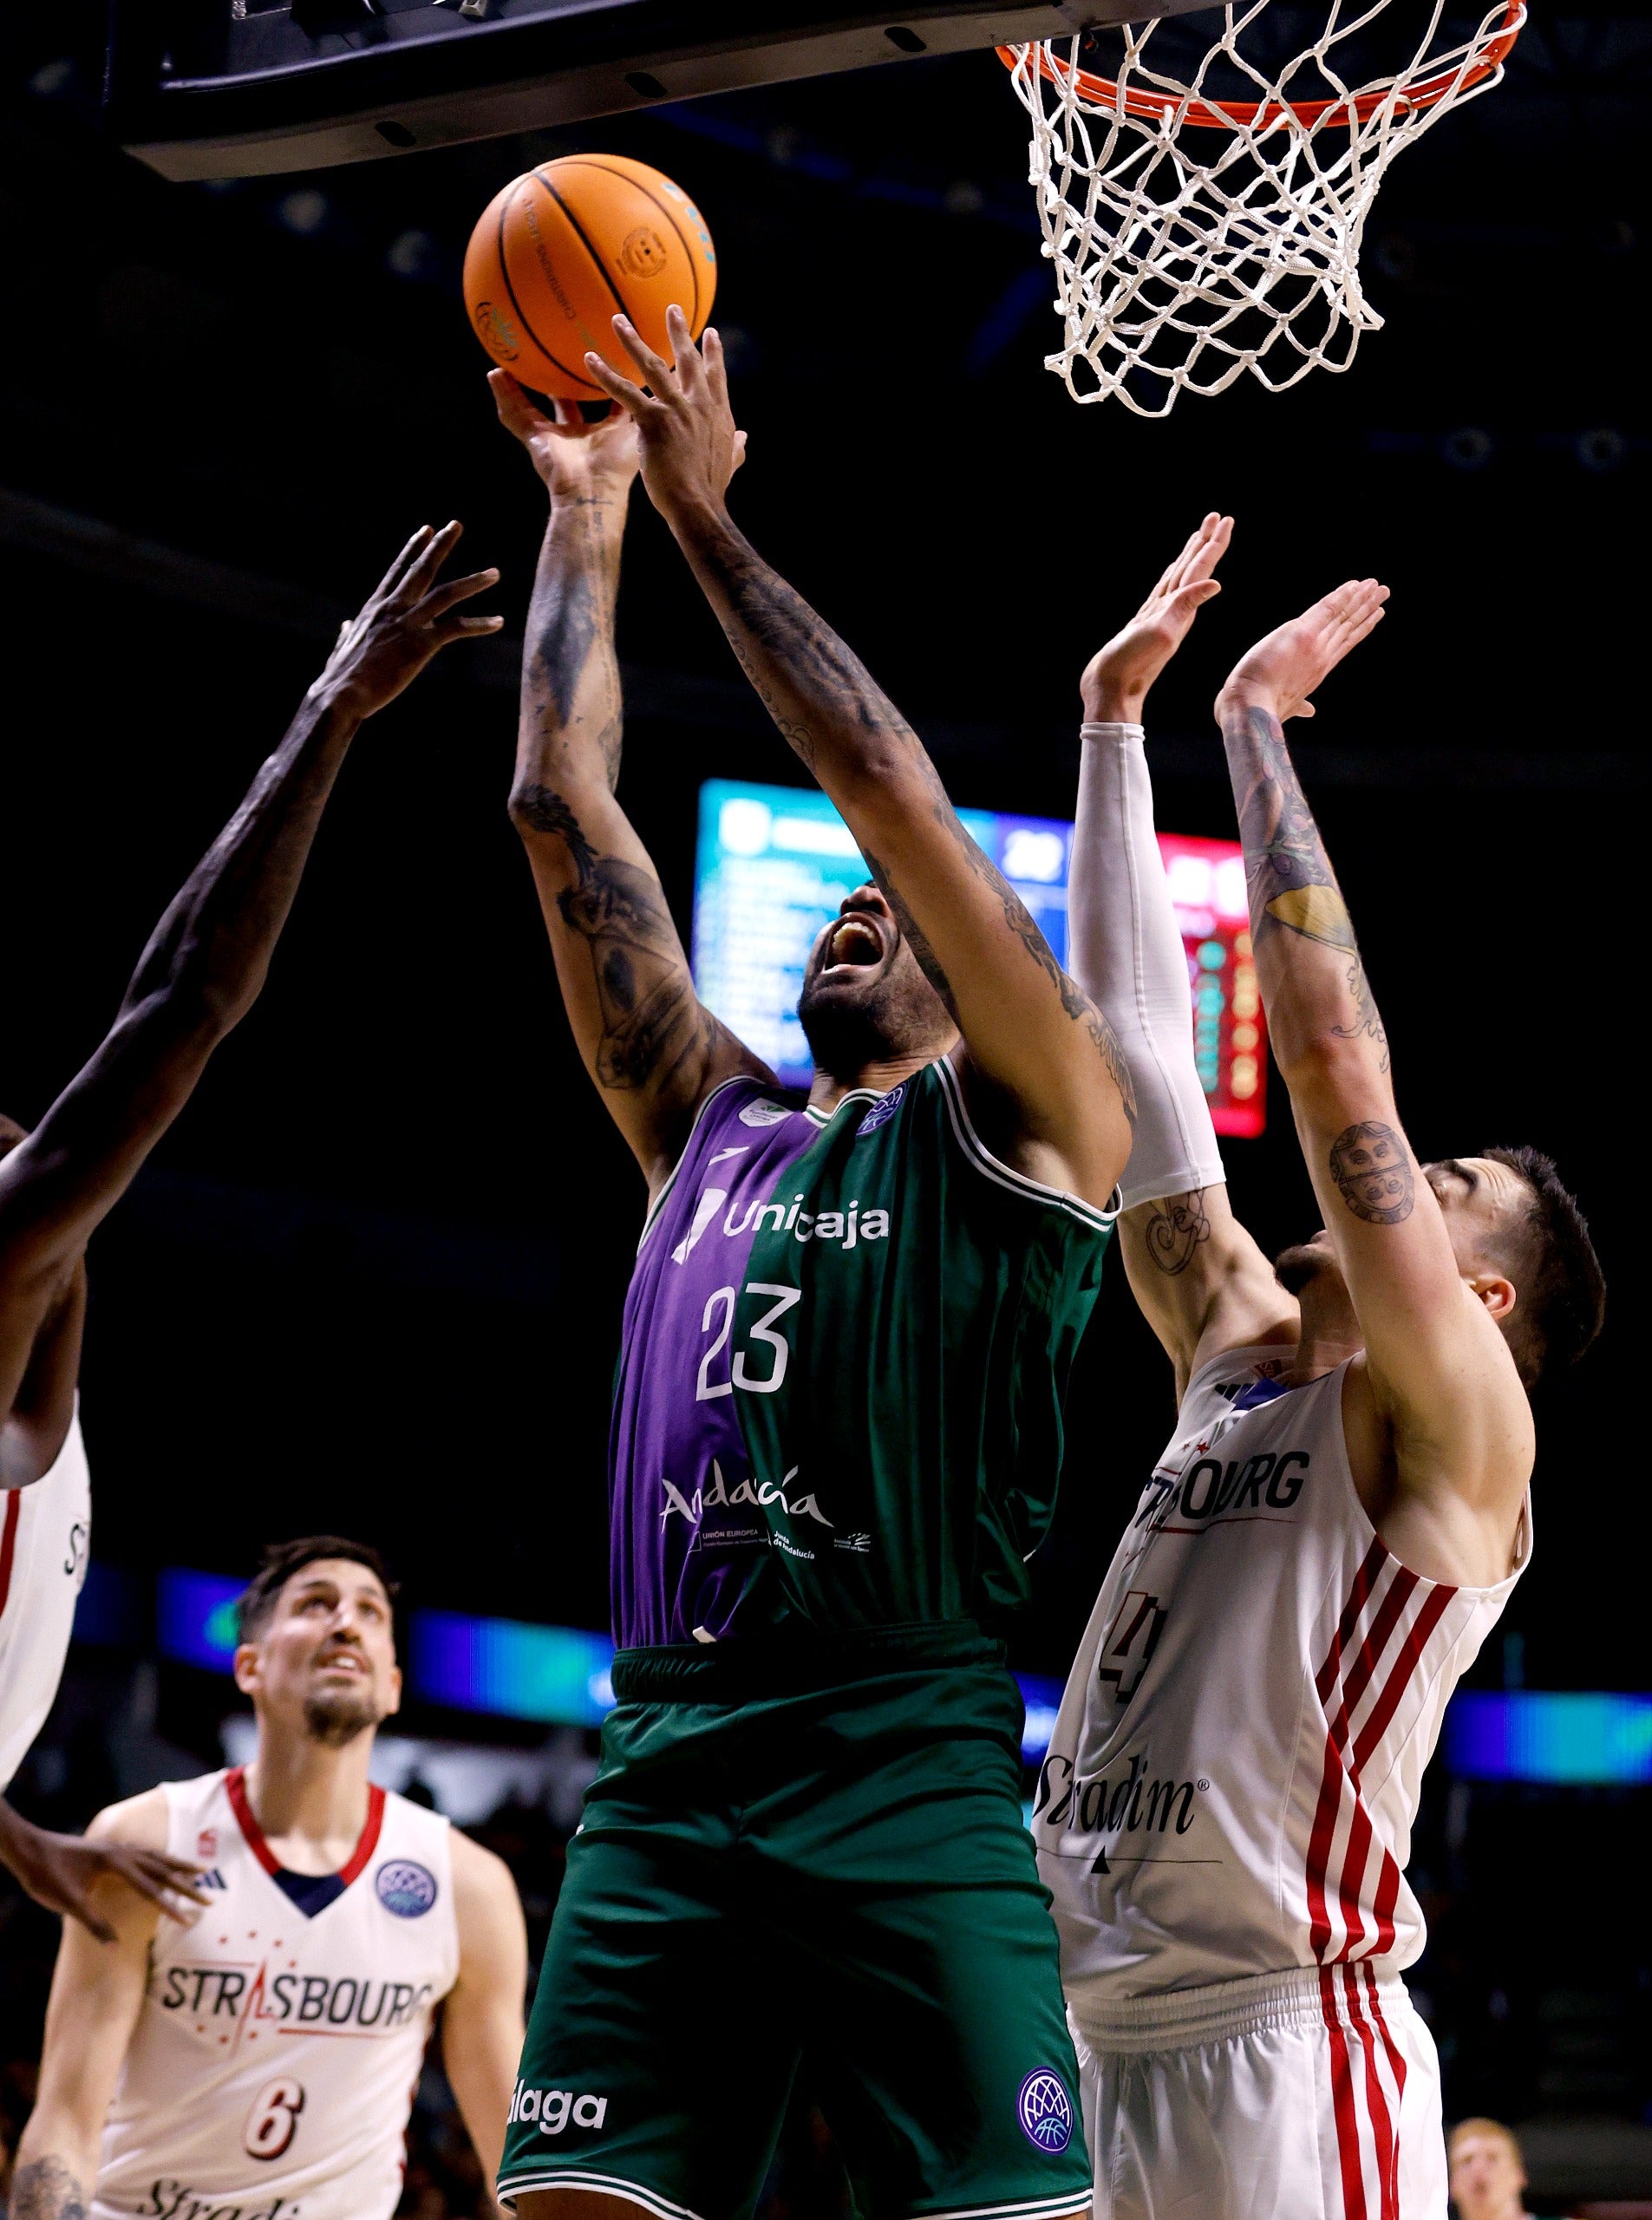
[
  {"x1": 11, "y1": 1794, "x2": 167, "y2": 2218},
  {"x1": 0, "y1": 527, "x2": 499, "y2": 1463},
  {"x1": 579, "y1": 310, "x2": 1131, "y2": 1210},
  {"x1": 1218, "y1": 588, "x2": 1531, "y2": 1577},
  {"x1": 490, "y1": 375, "x2": 771, "y2": 1193}
]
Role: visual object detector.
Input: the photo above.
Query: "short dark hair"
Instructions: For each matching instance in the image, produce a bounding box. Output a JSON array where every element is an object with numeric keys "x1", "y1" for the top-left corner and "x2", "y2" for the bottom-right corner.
[
  {"x1": 1481, "y1": 1146, "x2": 1606, "y2": 1389},
  {"x1": 236, "y1": 1537, "x2": 399, "y2": 1645}
]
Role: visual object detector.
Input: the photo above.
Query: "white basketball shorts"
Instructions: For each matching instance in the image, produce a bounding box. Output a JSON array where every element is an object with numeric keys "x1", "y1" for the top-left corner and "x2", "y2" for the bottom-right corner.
[{"x1": 1068, "y1": 1964, "x2": 1447, "y2": 2220}]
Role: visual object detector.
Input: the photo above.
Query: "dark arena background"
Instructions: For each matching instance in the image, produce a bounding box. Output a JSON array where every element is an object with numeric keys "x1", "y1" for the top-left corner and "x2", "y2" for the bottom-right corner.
[{"x1": 1, "y1": 1, "x2": 1648, "y2": 2210}]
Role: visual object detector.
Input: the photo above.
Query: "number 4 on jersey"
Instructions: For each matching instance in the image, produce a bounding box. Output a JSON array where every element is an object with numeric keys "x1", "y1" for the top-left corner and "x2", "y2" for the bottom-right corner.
[
  {"x1": 244, "y1": 2077, "x2": 305, "y2": 2161},
  {"x1": 1096, "y1": 1590, "x2": 1168, "y2": 1705}
]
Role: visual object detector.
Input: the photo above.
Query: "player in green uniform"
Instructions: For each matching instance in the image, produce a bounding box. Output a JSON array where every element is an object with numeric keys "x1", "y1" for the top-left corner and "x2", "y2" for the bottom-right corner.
[{"x1": 486, "y1": 308, "x2": 1133, "y2": 2220}]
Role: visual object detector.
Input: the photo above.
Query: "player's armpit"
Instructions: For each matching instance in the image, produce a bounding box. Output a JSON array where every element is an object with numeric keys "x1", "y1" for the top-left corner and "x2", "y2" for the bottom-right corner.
[
  {"x1": 442, "y1": 1832, "x2": 528, "y2": 2200},
  {"x1": 1119, "y1": 1183, "x2": 1298, "y2": 1395}
]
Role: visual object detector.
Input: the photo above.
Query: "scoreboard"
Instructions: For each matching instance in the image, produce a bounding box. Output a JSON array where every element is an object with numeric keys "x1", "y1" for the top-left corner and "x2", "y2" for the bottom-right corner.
[{"x1": 691, "y1": 779, "x2": 1265, "y2": 1139}]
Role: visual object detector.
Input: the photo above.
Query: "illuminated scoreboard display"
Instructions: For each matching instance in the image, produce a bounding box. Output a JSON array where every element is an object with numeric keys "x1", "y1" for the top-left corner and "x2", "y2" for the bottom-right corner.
[{"x1": 691, "y1": 780, "x2": 1265, "y2": 1138}]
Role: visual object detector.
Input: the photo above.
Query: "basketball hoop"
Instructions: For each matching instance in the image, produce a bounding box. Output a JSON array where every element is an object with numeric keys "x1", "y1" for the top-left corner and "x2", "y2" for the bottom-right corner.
[{"x1": 999, "y1": 0, "x2": 1525, "y2": 415}]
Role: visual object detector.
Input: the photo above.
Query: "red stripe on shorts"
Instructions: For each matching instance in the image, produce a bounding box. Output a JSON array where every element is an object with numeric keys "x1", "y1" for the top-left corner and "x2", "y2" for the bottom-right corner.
[
  {"x1": 1321, "y1": 1966, "x2": 1369, "y2": 2220},
  {"x1": 1344, "y1": 1964, "x2": 1399, "y2": 2220}
]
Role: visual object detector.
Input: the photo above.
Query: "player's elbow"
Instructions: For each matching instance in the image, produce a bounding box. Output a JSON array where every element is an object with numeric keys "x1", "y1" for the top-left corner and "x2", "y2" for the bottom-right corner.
[{"x1": 1272, "y1": 1023, "x2": 1387, "y2": 1113}]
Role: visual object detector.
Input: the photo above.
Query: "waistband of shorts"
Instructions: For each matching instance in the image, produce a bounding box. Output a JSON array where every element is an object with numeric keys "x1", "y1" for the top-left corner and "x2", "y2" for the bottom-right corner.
[
  {"x1": 1068, "y1": 1964, "x2": 1414, "y2": 2054},
  {"x1": 610, "y1": 1620, "x2": 1006, "y2": 1701}
]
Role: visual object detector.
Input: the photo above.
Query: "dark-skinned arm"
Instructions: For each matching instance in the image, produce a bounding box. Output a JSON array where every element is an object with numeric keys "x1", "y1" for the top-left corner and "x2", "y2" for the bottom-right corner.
[
  {"x1": 0, "y1": 525, "x2": 500, "y2": 1446},
  {"x1": 583, "y1": 310, "x2": 1132, "y2": 1211},
  {"x1": 489, "y1": 372, "x2": 770, "y2": 1197},
  {"x1": 1217, "y1": 586, "x2": 1531, "y2": 1568}
]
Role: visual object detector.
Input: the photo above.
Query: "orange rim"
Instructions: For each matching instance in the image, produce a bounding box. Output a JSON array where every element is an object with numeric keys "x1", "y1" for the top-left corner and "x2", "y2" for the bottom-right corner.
[{"x1": 996, "y1": 3, "x2": 1524, "y2": 129}]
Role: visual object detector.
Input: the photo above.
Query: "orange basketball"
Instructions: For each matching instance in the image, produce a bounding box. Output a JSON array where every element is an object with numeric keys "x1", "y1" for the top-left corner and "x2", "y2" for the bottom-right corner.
[{"x1": 463, "y1": 155, "x2": 716, "y2": 401}]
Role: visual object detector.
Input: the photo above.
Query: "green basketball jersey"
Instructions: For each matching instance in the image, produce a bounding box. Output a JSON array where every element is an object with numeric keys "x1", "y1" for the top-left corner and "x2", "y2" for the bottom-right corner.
[{"x1": 611, "y1": 1059, "x2": 1114, "y2": 1648}]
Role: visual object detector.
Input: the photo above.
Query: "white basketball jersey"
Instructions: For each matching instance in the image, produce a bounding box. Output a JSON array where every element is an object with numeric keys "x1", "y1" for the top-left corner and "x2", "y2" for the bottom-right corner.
[
  {"x1": 94, "y1": 1768, "x2": 460, "y2": 2220},
  {"x1": 1037, "y1": 1346, "x2": 1529, "y2": 2013},
  {"x1": 0, "y1": 1408, "x2": 91, "y2": 1793}
]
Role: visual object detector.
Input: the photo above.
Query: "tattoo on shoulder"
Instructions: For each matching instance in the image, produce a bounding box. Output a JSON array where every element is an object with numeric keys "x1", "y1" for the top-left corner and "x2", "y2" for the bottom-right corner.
[
  {"x1": 11, "y1": 2158, "x2": 88, "y2": 2220},
  {"x1": 1143, "y1": 1190, "x2": 1212, "y2": 1274},
  {"x1": 1329, "y1": 1120, "x2": 1414, "y2": 1224}
]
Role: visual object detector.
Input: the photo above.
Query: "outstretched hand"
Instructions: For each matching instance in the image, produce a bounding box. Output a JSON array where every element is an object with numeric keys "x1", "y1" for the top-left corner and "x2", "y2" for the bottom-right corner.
[
  {"x1": 578, "y1": 306, "x2": 748, "y2": 524},
  {"x1": 315, "y1": 522, "x2": 503, "y2": 719},
  {"x1": 0, "y1": 1808, "x2": 208, "y2": 1942},
  {"x1": 488, "y1": 371, "x2": 641, "y2": 500},
  {"x1": 1081, "y1": 513, "x2": 1231, "y2": 722},
  {"x1": 1218, "y1": 578, "x2": 1389, "y2": 722}
]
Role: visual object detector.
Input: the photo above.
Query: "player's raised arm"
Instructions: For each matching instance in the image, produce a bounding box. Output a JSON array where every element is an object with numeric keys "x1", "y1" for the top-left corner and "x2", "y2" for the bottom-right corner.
[
  {"x1": 581, "y1": 309, "x2": 1132, "y2": 1212},
  {"x1": 490, "y1": 372, "x2": 772, "y2": 1197},
  {"x1": 10, "y1": 1792, "x2": 170, "y2": 2220},
  {"x1": 0, "y1": 526, "x2": 501, "y2": 1447},
  {"x1": 1215, "y1": 586, "x2": 1535, "y2": 1576},
  {"x1": 1067, "y1": 517, "x2": 1297, "y2": 1392}
]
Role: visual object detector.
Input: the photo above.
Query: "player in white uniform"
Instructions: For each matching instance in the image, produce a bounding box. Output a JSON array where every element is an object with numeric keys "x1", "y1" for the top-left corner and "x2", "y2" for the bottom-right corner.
[
  {"x1": 13, "y1": 1538, "x2": 527, "y2": 2220},
  {"x1": 1041, "y1": 519, "x2": 1606, "y2": 2219},
  {"x1": 0, "y1": 525, "x2": 500, "y2": 1932}
]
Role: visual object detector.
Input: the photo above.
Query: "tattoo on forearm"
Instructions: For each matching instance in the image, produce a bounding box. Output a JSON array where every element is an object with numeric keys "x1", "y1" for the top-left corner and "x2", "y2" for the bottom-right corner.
[
  {"x1": 11, "y1": 2158, "x2": 89, "y2": 2220},
  {"x1": 1144, "y1": 1190, "x2": 1212, "y2": 1274},
  {"x1": 861, "y1": 848, "x2": 958, "y2": 1018},
  {"x1": 513, "y1": 783, "x2": 714, "y2": 1094},
  {"x1": 945, "y1": 818, "x2": 1138, "y2": 1120},
  {"x1": 1225, "y1": 705, "x2": 1389, "y2": 1073},
  {"x1": 525, "y1": 502, "x2": 625, "y2": 792},
  {"x1": 1329, "y1": 1121, "x2": 1414, "y2": 1224},
  {"x1": 694, "y1": 517, "x2": 1135, "y2": 1114}
]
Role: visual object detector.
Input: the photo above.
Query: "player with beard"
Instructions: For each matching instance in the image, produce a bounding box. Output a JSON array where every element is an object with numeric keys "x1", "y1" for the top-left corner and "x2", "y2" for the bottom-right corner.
[
  {"x1": 12, "y1": 1538, "x2": 527, "y2": 2220},
  {"x1": 1035, "y1": 518, "x2": 1606, "y2": 2218},
  {"x1": 484, "y1": 310, "x2": 1133, "y2": 2220},
  {"x1": 1, "y1": 524, "x2": 500, "y2": 1934}
]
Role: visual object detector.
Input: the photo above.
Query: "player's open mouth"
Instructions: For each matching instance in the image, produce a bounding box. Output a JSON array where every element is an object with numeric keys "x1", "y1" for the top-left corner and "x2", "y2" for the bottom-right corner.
[
  {"x1": 820, "y1": 916, "x2": 885, "y2": 976},
  {"x1": 315, "y1": 1650, "x2": 366, "y2": 1675}
]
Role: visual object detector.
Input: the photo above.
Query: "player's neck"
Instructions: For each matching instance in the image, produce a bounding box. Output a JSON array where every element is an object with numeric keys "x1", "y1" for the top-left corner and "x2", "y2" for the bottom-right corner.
[
  {"x1": 807, "y1": 1048, "x2": 938, "y2": 1117},
  {"x1": 242, "y1": 1727, "x2": 377, "y2": 1875},
  {"x1": 1279, "y1": 1280, "x2": 1362, "y2": 1387}
]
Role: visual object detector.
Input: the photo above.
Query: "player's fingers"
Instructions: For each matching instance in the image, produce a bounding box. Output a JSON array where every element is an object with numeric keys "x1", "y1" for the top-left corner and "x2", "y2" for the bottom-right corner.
[
  {"x1": 611, "y1": 314, "x2": 672, "y2": 391},
  {"x1": 730, "y1": 427, "x2": 748, "y2": 476},
  {"x1": 375, "y1": 526, "x2": 435, "y2": 603},
  {"x1": 583, "y1": 351, "x2": 651, "y2": 413},
  {"x1": 1183, "y1": 517, "x2": 1231, "y2": 586},
  {"x1": 417, "y1": 566, "x2": 502, "y2": 620},
  {"x1": 487, "y1": 368, "x2": 540, "y2": 435},
  {"x1": 663, "y1": 305, "x2": 707, "y2": 395},
  {"x1": 701, "y1": 325, "x2": 730, "y2": 409},
  {"x1": 1169, "y1": 578, "x2": 1222, "y2": 613},
  {"x1": 433, "y1": 612, "x2": 506, "y2": 644},
  {"x1": 402, "y1": 519, "x2": 464, "y2": 597}
]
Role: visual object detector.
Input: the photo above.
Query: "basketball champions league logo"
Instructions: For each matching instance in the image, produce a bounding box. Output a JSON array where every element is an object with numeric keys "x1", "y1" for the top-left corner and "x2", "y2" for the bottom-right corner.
[{"x1": 1016, "y1": 2069, "x2": 1074, "y2": 2154}]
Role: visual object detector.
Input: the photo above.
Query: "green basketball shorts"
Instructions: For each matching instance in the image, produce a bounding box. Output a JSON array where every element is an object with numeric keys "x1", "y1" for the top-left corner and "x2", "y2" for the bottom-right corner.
[{"x1": 498, "y1": 1625, "x2": 1089, "y2": 2220}]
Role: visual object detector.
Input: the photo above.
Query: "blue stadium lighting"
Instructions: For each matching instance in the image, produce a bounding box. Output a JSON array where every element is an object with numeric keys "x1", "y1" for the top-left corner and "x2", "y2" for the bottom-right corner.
[
  {"x1": 147, "y1": 1567, "x2": 1071, "y2": 1758},
  {"x1": 411, "y1": 1610, "x2": 616, "y2": 1728},
  {"x1": 157, "y1": 1567, "x2": 244, "y2": 1672},
  {"x1": 1017, "y1": 1674, "x2": 1066, "y2": 1766},
  {"x1": 1446, "y1": 1692, "x2": 1652, "y2": 1785}
]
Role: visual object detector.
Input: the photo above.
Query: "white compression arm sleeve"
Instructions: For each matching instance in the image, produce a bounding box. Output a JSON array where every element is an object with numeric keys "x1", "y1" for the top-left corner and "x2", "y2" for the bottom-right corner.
[{"x1": 1071, "y1": 722, "x2": 1227, "y2": 1211}]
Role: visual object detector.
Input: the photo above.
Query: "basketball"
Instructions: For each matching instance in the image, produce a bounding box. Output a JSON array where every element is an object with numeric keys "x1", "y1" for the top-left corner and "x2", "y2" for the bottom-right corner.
[{"x1": 463, "y1": 155, "x2": 716, "y2": 400}]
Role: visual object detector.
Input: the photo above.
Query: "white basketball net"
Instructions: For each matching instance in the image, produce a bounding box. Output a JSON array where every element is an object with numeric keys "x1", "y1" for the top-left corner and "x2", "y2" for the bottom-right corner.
[{"x1": 1004, "y1": 0, "x2": 1524, "y2": 415}]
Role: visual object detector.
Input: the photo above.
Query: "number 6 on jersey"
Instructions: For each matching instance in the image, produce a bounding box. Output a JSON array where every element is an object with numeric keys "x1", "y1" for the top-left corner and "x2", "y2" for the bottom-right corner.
[{"x1": 244, "y1": 2076, "x2": 305, "y2": 2161}]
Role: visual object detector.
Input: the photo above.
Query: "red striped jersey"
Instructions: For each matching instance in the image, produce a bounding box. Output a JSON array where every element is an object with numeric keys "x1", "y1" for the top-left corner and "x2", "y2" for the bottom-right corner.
[{"x1": 1035, "y1": 1345, "x2": 1528, "y2": 2005}]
